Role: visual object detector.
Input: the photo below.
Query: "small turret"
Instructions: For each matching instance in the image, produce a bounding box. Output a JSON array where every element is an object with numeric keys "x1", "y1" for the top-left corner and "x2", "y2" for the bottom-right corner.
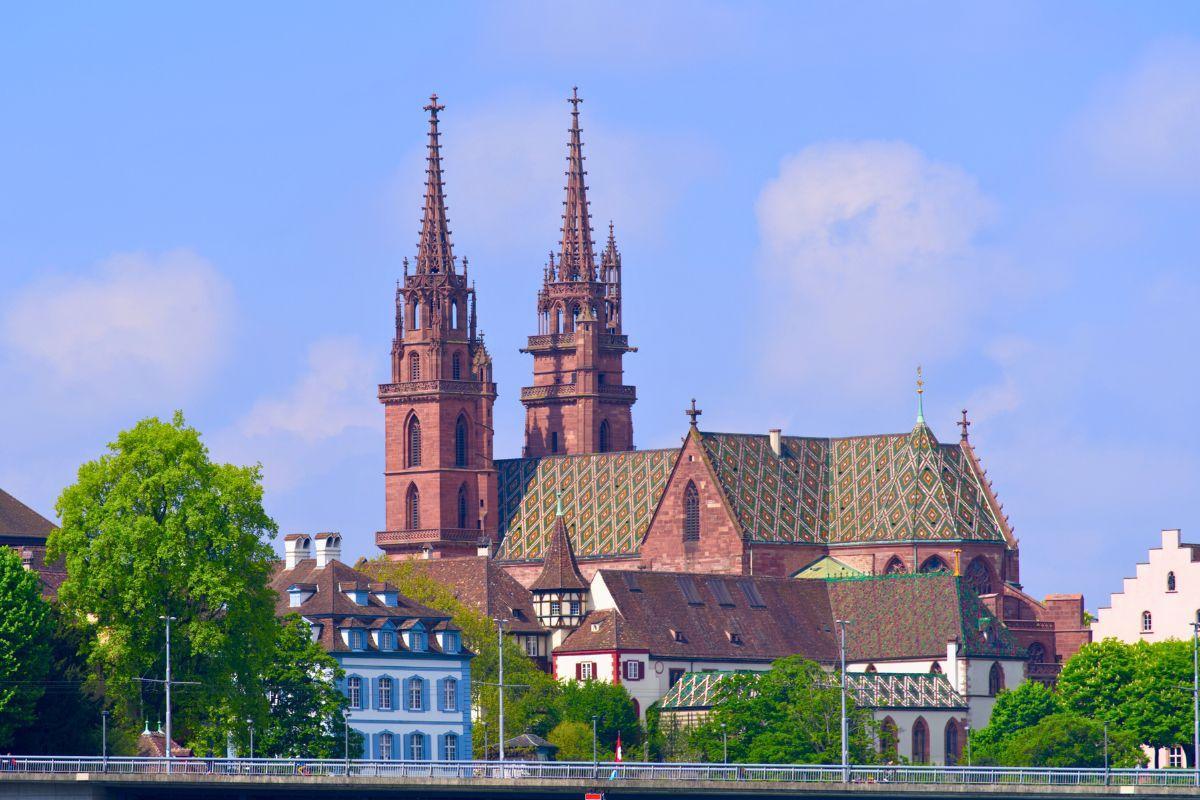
[{"x1": 530, "y1": 497, "x2": 588, "y2": 641}]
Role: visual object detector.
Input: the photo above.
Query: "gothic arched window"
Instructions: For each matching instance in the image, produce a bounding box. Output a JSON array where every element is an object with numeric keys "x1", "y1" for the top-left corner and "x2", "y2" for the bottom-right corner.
[
  {"x1": 920, "y1": 555, "x2": 950, "y2": 574},
  {"x1": 865, "y1": 663, "x2": 878, "y2": 673},
  {"x1": 683, "y1": 481, "x2": 700, "y2": 542},
  {"x1": 598, "y1": 420, "x2": 610, "y2": 453},
  {"x1": 553, "y1": 307, "x2": 562, "y2": 334},
  {"x1": 452, "y1": 352, "x2": 462, "y2": 381},
  {"x1": 412, "y1": 301, "x2": 421, "y2": 331},
  {"x1": 410, "y1": 352, "x2": 421, "y2": 381},
  {"x1": 988, "y1": 662, "x2": 1005, "y2": 695},
  {"x1": 457, "y1": 483, "x2": 469, "y2": 529},
  {"x1": 929, "y1": 661, "x2": 942, "y2": 675},
  {"x1": 884, "y1": 556, "x2": 906, "y2": 575},
  {"x1": 911, "y1": 717, "x2": 929, "y2": 764},
  {"x1": 406, "y1": 416, "x2": 422, "y2": 468},
  {"x1": 451, "y1": 301, "x2": 459, "y2": 329},
  {"x1": 1168, "y1": 571, "x2": 1177, "y2": 592},
  {"x1": 1027, "y1": 642, "x2": 1046, "y2": 664},
  {"x1": 965, "y1": 557, "x2": 993, "y2": 595},
  {"x1": 406, "y1": 484, "x2": 420, "y2": 530},
  {"x1": 944, "y1": 720, "x2": 961, "y2": 766},
  {"x1": 455, "y1": 415, "x2": 468, "y2": 467}
]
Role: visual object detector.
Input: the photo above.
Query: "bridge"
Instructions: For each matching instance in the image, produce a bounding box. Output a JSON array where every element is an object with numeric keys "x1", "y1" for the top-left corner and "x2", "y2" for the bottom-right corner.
[{"x1": 3, "y1": 758, "x2": 1200, "y2": 799}]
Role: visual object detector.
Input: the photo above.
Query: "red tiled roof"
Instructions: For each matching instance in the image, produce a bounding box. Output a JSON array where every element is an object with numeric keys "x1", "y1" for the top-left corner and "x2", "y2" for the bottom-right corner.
[
  {"x1": 364, "y1": 557, "x2": 547, "y2": 634},
  {"x1": 530, "y1": 516, "x2": 586, "y2": 591},
  {"x1": 0, "y1": 488, "x2": 56, "y2": 538}
]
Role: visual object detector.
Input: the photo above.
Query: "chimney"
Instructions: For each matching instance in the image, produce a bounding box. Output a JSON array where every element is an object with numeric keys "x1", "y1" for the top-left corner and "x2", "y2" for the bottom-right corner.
[
  {"x1": 314, "y1": 533, "x2": 342, "y2": 568},
  {"x1": 768, "y1": 429, "x2": 782, "y2": 457},
  {"x1": 284, "y1": 534, "x2": 312, "y2": 570},
  {"x1": 476, "y1": 538, "x2": 491, "y2": 558},
  {"x1": 422, "y1": 545, "x2": 434, "y2": 560}
]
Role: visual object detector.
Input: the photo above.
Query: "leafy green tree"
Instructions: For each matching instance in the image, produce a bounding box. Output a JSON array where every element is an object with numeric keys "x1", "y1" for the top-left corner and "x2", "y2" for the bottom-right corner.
[
  {"x1": 690, "y1": 656, "x2": 877, "y2": 764},
  {"x1": 970, "y1": 679, "x2": 1061, "y2": 764},
  {"x1": 362, "y1": 558, "x2": 562, "y2": 755},
  {"x1": 8, "y1": 609, "x2": 109, "y2": 755},
  {"x1": 257, "y1": 615, "x2": 359, "y2": 758},
  {"x1": 645, "y1": 702, "x2": 702, "y2": 763},
  {"x1": 557, "y1": 679, "x2": 642, "y2": 751},
  {"x1": 998, "y1": 713, "x2": 1143, "y2": 768},
  {"x1": 48, "y1": 413, "x2": 279, "y2": 749},
  {"x1": 1057, "y1": 638, "x2": 1137, "y2": 727},
  {"x1": 0, "y1": 547, "x2": 52, "y2": 746},
  {"x1": 548, "y1": 720, "x2": 609, "y2": 762}
]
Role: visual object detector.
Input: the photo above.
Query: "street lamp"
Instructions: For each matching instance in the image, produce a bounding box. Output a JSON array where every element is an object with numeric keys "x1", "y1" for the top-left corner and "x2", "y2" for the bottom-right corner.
[
  {"x1": 592, "y1": 715, "x2": 599, "y2": 766},
  {"x1": 246, "y1": 718, "x2": 255, "y2": 759},
  {"x1": 480, "y1": 719, "x2": 488, "y2": 761},
  {"x1": 835, "y1": 619, "x2": 851, "y2": 783},
  {"x1": 964, "y1": 721, "x2": 971, "y2": 767},
  {"x1": 494, "y1": 617, "x2": 508, "y2": 763},
  {"x1": 1191, "y1": 621, "x2": 1199, "y2": 787},
  {"x1": 159, "y1": 615, "x2": 177, "y2": 774},
  {"x1": 101, "y1": 710, "x2": 110, "y2": 772},
  {"x1": 343, "y1": 708, "x2": 351, "y2": 769},
  {"x1": 1103, "y1": 721, "x2": 1110, "y2": 785},
  {"x1": 721, "y1": 722, "x2": 728, "y2": 764}
]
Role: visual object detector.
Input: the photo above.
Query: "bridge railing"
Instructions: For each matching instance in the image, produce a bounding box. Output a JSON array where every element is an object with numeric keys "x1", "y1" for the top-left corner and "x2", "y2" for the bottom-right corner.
[{"x1": 1, "y1": 757, "x2": 1199, "y2": 787}]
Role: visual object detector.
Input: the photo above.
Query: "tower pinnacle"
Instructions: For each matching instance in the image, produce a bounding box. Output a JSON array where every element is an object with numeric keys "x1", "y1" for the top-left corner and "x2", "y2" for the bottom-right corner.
[
  {"x1": 416, "y1": 94, "x2": 455, "y2": 275},
  {"x1": 559, "y1": 87, "x2": 596, "y2": 282},
  {"x1": 916, "y1": 365, "x2": 926, "y2": 424}
]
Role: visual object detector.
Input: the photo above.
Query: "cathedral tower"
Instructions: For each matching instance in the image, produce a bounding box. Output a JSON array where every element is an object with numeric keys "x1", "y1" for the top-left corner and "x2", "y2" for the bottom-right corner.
[
  {"x1": 521, "y1": 88, "x2": 636, "y2": 457},
  {"x1": 377, "y1": 95, "x2": 498, "y2": 560}
]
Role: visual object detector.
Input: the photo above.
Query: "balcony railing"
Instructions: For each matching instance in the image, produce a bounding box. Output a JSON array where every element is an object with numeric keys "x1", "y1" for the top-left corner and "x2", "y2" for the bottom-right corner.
[
  {"x1": 2, "y1": 757, "x2": 1199, "y2": 788},
  {"x1": 375, "y1": 529, "x2": 484, "y2": 545},
  {"x1": 1004, "y1": 618, "x2": 1056, "y2": 632},
  {"x1": 522, "y1": 333, "x2": 630, "y2": 352},
  {"x1": 378, "y1": 380, "x2": 491, "y2": 398},
  {"x1": 520, "y1": 383, "x2": 637, "y2": 402}
]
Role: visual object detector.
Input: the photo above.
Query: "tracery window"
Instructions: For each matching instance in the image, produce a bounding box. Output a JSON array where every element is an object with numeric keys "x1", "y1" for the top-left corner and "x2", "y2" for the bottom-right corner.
[
  {"x1": 407, "y1": 416, "x2": 422, "y2": 467},
  {"x1": 683, "y1": 481, "x2": 700, "y2": 542},
  {"x1": 965, "y1": 557, "x2": 993, "y2": 595},
  {"x1": 988, "y1": 662, "x2": 1005, "y2": 695},
  {"x1": 884, "y1": 557, "x2": 907, "y2": 575},
  {"x1": 455, "y1": 415, "x2": 468, "y2": 467},
  {"x1": 598, "y1": 420, "x2": 610, "y2": 453},
  {"x1": 452, "y1": 352, "x2": 462, "y2": 380},
  {"x1": 457, "y1": 484, "x2": 469, "y2": 529},
  {"x1": 880, "y1": 717, "x2": 898, "y2": 758},
  {"x1": 912, "y1": 718, "x2": 929, "y2": 764},
  {"x1": 944, "y1": 720, "x2": 961, "y2": 766},
  {"x1": 920, "y1": 555, "x2": 950, "y2": 574},
  {"x1": 410, "y1": 352, "x2": 421, "y2": 381},
  {"x1": 406, "y1": 484, "x2": 420, "y2": 530}
]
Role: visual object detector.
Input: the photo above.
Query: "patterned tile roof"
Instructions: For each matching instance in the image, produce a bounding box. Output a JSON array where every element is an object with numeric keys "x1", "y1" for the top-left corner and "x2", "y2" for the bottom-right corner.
[
  {"x1": 660, "y1": 669, "x2": 967, "y2": 712},
  {"x1": 495, "y1": 448, "x2": 678, "y2": 561},
  {"x1": 530, "y1": 515, "x2": 587, "y2": 591},
  {"x1": 700, "y1": 424, "x2": 1008, "y2": 546}
]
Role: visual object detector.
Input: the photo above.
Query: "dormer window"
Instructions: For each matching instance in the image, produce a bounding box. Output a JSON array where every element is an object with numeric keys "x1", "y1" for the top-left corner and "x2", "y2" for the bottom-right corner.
[
  {"x1": 409, "y1": 630, "x2": 427, "y2": 652},
  {"x1": 378, "y1": 631, "x2": 395, "y2": 651},
  {"x1": 348, "y1": 629, "x2": 365, "y2": 651},
  {"x1": 441, "y1": 632, "x2": 460, "y2": 653},
  {"x1": 671, "y1": 629, "x2": 688, "y2": 643},
  {"x1": 727, "y1": 631, "x2": 743, "y2": 646}
]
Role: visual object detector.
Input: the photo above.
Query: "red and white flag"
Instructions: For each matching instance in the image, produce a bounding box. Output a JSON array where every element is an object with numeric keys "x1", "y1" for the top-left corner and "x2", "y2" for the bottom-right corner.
[{"x1": 615, "y1": 731, "x2": 622, "y2": 762}]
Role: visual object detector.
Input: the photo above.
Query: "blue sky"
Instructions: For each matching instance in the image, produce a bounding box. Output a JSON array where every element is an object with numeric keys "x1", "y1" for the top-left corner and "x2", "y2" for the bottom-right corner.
[{"x1": 2, "y1": 2, "x2": 1198, "y2": 610}]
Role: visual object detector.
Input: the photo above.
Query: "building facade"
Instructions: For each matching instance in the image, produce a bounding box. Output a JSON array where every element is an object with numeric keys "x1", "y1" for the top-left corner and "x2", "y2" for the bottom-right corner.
[
  {"x1": 1093, "y1": 529, "x2": 1200, "y2": 643},
  {"x1": 273, "y1": 533, "x2": 472, "y2": 760},
  {"x1": 0, "y1": 487, "x2": 66, "y2": 598}
]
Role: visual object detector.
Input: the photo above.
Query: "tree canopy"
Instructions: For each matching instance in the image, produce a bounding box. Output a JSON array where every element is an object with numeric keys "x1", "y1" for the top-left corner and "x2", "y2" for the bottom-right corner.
[
  {"x1": 690, "y1": 656, "x2": 877, "y2": 764},
  {"x1": 49, "y1": 413, "x2": 280, "y2": 749},
  {"x1": 0, "y1": 546, "x2": 53, "y2": 747},
  {"x1": 999, "y1": 713, "x2": 1143, "y2": 768}
]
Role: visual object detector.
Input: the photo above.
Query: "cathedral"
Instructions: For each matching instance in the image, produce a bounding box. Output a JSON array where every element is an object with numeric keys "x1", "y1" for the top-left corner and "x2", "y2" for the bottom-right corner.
[{"x1": 369, "y1": 91, "x2": 1089, "y2": 689}]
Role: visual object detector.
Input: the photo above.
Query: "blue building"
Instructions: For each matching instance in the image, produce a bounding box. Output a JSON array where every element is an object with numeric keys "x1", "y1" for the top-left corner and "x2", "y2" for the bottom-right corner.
[{"x1": 272, "y1": 533, "x2": 472, "y2": 760}]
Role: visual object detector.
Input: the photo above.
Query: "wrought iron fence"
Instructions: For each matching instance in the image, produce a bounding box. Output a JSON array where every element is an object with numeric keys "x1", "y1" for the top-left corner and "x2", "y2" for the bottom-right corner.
[{"x1": 1, "y1": 757, "x2": 1199, "y2": 787}]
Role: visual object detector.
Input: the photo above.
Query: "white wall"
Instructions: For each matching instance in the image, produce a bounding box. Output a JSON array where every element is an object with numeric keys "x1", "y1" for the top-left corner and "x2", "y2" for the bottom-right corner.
[{"x1": 1094, "y1": 529, "x2": 1200, "y2": 643}]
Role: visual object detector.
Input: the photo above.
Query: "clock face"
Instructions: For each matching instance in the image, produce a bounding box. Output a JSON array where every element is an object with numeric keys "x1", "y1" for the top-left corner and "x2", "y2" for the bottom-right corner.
[{"x1": 654, "y1": 661, "x2": 664, "y2": 675}]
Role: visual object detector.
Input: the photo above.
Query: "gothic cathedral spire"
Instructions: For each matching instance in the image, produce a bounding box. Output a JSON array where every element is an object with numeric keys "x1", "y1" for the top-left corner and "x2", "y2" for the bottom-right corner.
[
  {"x1": 378, "y1": 95, "x2": 498, "y2": 560},
  {"x1": 520, "y1": 89, "x2": 637, "y2": 458}
]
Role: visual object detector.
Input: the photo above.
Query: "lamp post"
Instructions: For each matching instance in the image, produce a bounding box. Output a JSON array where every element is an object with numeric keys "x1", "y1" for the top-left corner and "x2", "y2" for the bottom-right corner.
[
  {"x1": 1103, "y1": 721, "x2": 1110, "y2": 785},
  {"x1": 592, "y1": 715, "x2": 599, "y2": 766},
  {"x1": 836, "y1": 619, "x2": 850, "y2": 783},
  {"x1": 494, "y1": 618, "x2": 507, "y2": 763},
  {"x1": 965, "y1": 721, "x2": 971, "y2": 767},
  {"x1": 159, "y1": 615, "x2": 176, "y2": 774},
  {"x1": 1191, "y1": 621, "x2": 1199, "y2": 787},
  {"x1": 343, "y1": 708, "x2": 351, "y2": 770},
  {"x1": 101, "y1": 710, "x2": 110, "y2": 772},
  {"x1": 480, "y1": 719, "x2": 488, "y2": 761},
  {"x1": 246, "y1": 718, "x2": 254, "y2": 760},
  {"x1": 721, "y1": 722, "x2": 728, "y2": 764}
]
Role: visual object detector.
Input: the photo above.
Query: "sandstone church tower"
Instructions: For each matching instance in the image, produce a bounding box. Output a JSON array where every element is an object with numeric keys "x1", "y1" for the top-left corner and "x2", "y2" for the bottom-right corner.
[
  {"x1": 377, "y1": 96, "x2": 498, "y2": 560},
  {"x1": 521, "y1": 88, "x2": 636, "y2": 457}
]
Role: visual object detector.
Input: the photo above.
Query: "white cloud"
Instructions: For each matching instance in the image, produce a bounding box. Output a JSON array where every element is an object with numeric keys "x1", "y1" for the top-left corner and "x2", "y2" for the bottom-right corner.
[
  {"x1": 213, "y1": 337, "x2": 379, "y2": 493},
  {"x1": 755, "y1": 140, "x2": 998, "y2": 394},
  {"x1": 2, "y1": 249, "x2": 233, "y2": 402},
  {"x1": 391, "y1": 97, "x2": 715, "y2": 260},
  {"x1": 239, "y1": 338, "x2": 377, "y2": 442},
  {"x1": 1080, "y1": 38, "x2": 1200, "y2": 188}
]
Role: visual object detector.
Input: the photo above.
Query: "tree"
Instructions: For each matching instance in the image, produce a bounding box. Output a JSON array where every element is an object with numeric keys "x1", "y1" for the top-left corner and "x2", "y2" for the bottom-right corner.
[
  {"x1": 1057, "y1": 639, "x2": 1137, "y2": 727},
  {"x1": 557, "y1": 679, "x2": 642, "y2": 752},
  {"x1": 998, "y1": 713, "x2": 1143, "y2": 768},
  {"x1": 361, "y1": 558, "x2": 563, "y2": 756},
  {"x1": 48, "y1": 413, "x2": 279, "y2": 749},
  {"x1": 548, "y1": 720, "x2": 609, "y2": 762},
  {"x1": 645, "y1": 701, "x2": 702, "y2": 763},
  {"x1": 690, "y1": 656, "x2": 877, "y2": 764},
  {"x1": 257, "y1": 615, "x2": 359, "y2": 758},
  {"x1": 0, "y1": 546, "x2": 52, "y2": 746},
  {"x1": 969, "y1": 679, "x2": 1061, "y2": 764},
  {"x1": 8, "y1": 608, "x2": 109, "y2": 755}
]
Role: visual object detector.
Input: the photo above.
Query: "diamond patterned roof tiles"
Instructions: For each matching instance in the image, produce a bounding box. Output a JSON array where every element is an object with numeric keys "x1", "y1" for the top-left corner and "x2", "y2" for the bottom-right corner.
[{"x1": 661, "y1": 669, "x2": 967, "y2": 711}]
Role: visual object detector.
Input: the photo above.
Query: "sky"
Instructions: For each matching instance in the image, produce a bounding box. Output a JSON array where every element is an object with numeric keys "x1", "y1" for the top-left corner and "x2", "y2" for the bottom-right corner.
[{"x1": 2, "y1": 2, "x2": 1198, "y2": 611}]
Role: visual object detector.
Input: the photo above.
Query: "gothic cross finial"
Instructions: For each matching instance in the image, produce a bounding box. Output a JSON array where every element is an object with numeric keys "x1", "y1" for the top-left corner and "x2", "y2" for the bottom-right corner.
[
  {"x1": 423, "y1": 93, "x2": 445, "y2": 118},
  {"x1": 569, "y1": 86, "x2": 583, "y2": 113},
  {"x1": 686, "y1": 398, "x2": 703, "y2": 428},
  {"x1": 555, "y1": 490, "x2": 564, "y2": 517},
  {"x1": 416, "y1": 93, "x2": 455, "y2": 276},
  {"x1": 916, "y1": 365, "x2": 926, "y2": 424},
  {"x1": 959, "y1": 408, "x2": 972, "y2": 443}
]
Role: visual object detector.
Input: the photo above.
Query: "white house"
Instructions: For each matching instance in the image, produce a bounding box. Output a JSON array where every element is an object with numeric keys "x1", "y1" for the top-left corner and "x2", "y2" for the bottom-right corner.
[
  {"x1": 273, "y1": 533, "x2": 472, "y2": 760},
  {"x1": 1094, "y1": 529, "x2": 1200, "y2": 643}
]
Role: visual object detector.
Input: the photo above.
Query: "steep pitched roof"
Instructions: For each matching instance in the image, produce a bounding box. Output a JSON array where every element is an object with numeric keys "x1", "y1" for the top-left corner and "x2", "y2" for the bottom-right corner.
[
  {"x1": 661, "y1": 670, "x2": 967, "y2": 712},
  {"x1": 791, "y1": 556, "x2": 864, "y2": 580},
  {"x1": 530, "y1": 515, "x2": 586, "y2": 591},
  {"x1": 495, "y1": 448, "x2": 678, "y2": 561},
  {"x1": 699, "y1": 426, "x2": 1009, "y2": 546},
  {"x1": 270, "y1": 558, "x2": 465, "y2": 655},
  {"x1": 364, "y1": 557, "x2": 545, "y2": 634},
  {"x1": 0, "y1": 488, "x2": 56, "y2": 539}
]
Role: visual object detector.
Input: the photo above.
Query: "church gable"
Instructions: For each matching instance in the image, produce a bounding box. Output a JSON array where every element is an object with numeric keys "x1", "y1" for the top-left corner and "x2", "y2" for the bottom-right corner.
[{"x1": 494, "y1": 448, "x2": 677, "y2": 561}]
